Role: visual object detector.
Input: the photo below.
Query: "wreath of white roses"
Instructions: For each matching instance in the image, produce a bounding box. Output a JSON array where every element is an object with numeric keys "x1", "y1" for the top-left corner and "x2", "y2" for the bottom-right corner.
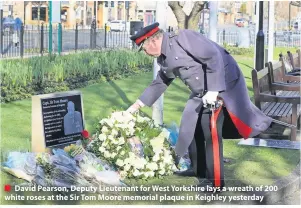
[{"x1": 89, "y1": 111, "x2": 178, "y2": 179}]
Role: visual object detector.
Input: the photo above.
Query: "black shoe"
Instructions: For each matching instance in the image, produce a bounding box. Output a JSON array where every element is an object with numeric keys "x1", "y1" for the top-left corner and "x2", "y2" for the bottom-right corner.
[
  {"x1": 196, "y1": 178, "x2": 212, "y2": 186},
  {"x1": 196, "y1": 179, "x2": 225, "y2": 192},
  {"x1": 174, "y1": 168, "x2": 196, "y2": 177}
]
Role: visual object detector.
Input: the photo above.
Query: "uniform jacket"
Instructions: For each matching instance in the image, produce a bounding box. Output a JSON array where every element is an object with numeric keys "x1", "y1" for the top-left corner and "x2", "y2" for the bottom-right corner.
[{"x1": 138, "y1": 29, "x2": 272, "y2": 157}]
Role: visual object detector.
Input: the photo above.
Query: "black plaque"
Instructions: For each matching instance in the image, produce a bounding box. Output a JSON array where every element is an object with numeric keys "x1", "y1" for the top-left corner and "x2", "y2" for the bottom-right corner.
[
  {"x1": 41, "y1": 94, "x2": 84, "y2": 147},
  {"x1": 238, "y1": 138, "x2": 300, "y2": 150}
]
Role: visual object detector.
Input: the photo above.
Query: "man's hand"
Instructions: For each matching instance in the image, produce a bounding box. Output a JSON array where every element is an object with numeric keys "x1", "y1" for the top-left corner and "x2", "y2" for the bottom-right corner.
[
  {"x1": 202, "y1": 91, "x2": 219, "y2": 107},
  {"x1": 126, "y1": 99, "x2": 145, "y2": 114}
]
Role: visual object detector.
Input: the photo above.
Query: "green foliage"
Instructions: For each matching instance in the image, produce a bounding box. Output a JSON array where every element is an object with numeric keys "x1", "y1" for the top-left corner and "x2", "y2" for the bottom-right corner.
[
  {"x1": 0, "y1": 49, "x2": 153, "y2": 103},
  {"x1": 223, "y1": 43, "x2": 254, "y2": 57}
]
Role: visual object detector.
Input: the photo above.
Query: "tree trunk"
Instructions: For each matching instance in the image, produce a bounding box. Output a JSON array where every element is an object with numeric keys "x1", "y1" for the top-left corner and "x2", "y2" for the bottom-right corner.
[
  {"x1": 168, "y1": 1, "x2": 187, "y2": 29},
  {"x1": 168, "y1": 1, "x2": 205, "y2": 30}
]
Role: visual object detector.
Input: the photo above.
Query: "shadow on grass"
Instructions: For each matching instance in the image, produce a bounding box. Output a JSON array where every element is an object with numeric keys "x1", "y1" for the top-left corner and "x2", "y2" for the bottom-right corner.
[{"x1": 108, "y1": 80, "x2": 132, "y2": 106}]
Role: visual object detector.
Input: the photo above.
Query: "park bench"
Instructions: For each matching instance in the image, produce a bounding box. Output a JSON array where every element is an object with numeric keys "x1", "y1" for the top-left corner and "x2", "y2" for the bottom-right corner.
[
  {"x1": 287, "y1": 49, "x2": 301, "y2": 72},
  {"x1": 271, "y1": 56, "x2": 300, "y2": 85},
  {"x1": 279, "y1": 51, "x2": 300, "y2": 77},
  {"x1": 251, "y1": 62, "x2": 300, "y2": 141}
]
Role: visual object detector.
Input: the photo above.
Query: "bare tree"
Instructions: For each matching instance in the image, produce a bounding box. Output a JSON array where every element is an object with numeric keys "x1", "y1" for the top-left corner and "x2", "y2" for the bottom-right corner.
[
  {"x1": 168, "y1": 1, "x2": 207, "y2": 30},
  {"x1": 291, "y1": 1, "x2": 301, "y2": 7}
]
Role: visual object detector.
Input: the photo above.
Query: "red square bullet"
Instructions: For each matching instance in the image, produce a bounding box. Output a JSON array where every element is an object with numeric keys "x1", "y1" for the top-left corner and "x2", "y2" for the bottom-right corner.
[{"x1": 4, "y1": 184, "x2": 11, "y2": 192}]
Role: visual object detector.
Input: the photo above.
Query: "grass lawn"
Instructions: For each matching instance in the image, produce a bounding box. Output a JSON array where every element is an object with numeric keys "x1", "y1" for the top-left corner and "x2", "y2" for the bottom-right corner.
[{"x1": 0, "y1": 56, "x2": 300, "y2": 205}]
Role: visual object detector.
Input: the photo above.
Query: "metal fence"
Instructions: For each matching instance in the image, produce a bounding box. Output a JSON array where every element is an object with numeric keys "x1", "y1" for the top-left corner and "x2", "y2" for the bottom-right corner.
[
  {"x1": 1, "y1": 23, "x2": 300, "y2": 59},
  {"x1": 0, "y1": 23, "x2": 133, "y2": 59},
  {"x1": 202, "y1": 29, "x2": 241, "y2": 46},
  {"x1": 249, "y1": 29, "x2": 301, "y2": 48}
]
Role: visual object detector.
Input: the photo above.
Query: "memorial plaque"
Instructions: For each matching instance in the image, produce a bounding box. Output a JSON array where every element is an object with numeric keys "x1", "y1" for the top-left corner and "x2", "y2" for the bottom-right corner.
[
  {"x1": 32, "y1": 91, "x2": 85, "y2": 152},
  {"x1": 238, "y1": 138, "x2": 300, "y2": 150}
]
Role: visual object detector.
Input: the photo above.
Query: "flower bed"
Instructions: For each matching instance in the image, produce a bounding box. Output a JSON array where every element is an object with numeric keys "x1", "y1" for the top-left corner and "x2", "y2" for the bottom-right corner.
[{"x1": 0, "y1": 49, "x2": 152, "y2": 103}]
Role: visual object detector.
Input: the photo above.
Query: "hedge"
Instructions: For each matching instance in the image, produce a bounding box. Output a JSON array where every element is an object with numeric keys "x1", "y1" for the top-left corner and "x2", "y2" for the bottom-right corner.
[{"x1": 0, "y1": 50, "x2": 153, "y2": 103}]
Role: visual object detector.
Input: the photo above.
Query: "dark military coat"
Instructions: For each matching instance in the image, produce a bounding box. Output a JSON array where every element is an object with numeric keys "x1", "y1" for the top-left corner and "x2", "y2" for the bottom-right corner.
[{"x1": 139, "y1": 29, "x2": 272, "y2": 157}]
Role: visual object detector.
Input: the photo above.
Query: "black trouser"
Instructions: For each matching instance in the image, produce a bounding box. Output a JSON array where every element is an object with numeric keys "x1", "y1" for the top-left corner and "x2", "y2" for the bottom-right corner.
[{"x1": 188, "y1": 107, "x2": 225, "y2": 187}]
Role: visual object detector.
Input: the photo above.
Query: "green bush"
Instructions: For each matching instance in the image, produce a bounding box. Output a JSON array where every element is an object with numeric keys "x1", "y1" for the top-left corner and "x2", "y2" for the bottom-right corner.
[
  {"x1": 223, "y1": 43, "x2": 254, "y2": 57},
  {"x1": 0, "y1": 49, "x2": 153, "y2": 103}
]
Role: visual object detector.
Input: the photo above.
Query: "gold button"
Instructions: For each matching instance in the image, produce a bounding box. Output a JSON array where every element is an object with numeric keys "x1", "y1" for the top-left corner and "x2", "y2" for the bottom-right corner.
[{"x1": 175, "y1": 57, "x2": 178, "y2": 60}]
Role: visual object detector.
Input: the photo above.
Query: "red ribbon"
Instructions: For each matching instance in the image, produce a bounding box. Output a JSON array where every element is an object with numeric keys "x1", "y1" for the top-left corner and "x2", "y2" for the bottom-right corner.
[{"x1": 210, "y1": 104, "x2": 223, "y2": 187}]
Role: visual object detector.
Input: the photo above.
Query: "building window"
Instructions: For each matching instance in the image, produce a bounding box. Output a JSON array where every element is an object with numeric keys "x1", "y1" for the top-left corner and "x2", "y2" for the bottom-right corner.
[{"x1": 32, "y1": 7, "x2": 47, "y2": 21}]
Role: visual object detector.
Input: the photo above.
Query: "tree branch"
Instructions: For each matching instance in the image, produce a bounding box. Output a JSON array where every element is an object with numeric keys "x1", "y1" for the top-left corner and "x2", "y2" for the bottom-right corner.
[
  {"x1": 290, "y1": 1, "x2": 301, "y2": 7},
  {"x1": 168, "y1": 1, "x2": 187, "y2": 28},
  {"x1": 168, "y1": 1, "x2": 185, "y2": 14},
  {"x1": 189, "y1": 1, "x2": 206, "y2": 19}
]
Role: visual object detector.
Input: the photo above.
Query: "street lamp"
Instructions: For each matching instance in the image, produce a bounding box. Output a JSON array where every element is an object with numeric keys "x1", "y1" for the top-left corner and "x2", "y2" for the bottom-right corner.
[{"x1": 255, "y1": 1, "x2": 264, "y2": 71}]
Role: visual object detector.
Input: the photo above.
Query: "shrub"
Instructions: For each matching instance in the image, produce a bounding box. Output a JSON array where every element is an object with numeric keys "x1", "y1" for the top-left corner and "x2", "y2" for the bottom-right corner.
[
  {"x1": 0, "y1": 49, "x2": 153, "y2": 103},
  {"x1": 223, "y1": 43, "x2": 254, "y2": 57}
]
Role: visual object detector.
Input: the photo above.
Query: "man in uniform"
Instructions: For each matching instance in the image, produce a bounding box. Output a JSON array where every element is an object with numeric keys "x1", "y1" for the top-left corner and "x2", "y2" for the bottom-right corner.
[{"x1": 126, "y1": 22, "x2": 272, "y2": 188}]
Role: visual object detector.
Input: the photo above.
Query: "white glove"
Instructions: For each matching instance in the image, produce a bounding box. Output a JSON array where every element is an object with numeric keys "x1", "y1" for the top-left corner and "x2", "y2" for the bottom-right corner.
[
  {"x1": 202, "y1": 91, "x2": 219, "y2": 107},
  {"x1": 126, "y1": 99, "x2": 145, "y2": 114}
]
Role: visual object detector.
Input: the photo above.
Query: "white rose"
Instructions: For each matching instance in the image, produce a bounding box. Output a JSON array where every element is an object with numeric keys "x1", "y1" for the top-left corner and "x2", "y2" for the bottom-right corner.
[
  {"x1": 106, "y1": 119, "x2": 114, "y2": 127},
  {"x1": 152, "y1": 154, "x2": 160, "y2": 162},
  {"x1": 128, "y1": 152, "x2": 136, "y2": 159},
  {"x1": 133, "y1": 169, "x2": 141, "y2": 177},
  {"x1": 108, "y1": 135, "x2": 114, "y2": 141},
  {"x1": 116, "y1": 159, "x2": 124, "y2": 166},
  {"x1": 99, "y1": 119, "x2": 107, "y2": 125},
  {"x1": 124, "y1": 157, "x2": 130, "y2": 164},
  {"x1": 153, "y1": 148, "x2": 163, "y2": 155},
  {"x1": 104, "y1": 151, "x2": 111, "y2": 158},
  {"x1": 158, "y1": 169, "x2": 165, "y2": 175},
  {"x1": 98, "y1": 134, "x2": 106, "y2": 141},
  {"x1": 146, "y1": 162, "x2": 158, "y2": 171},
  {"x1": 134, "y1": 162, "x2": 144, "y2": 169},
  {"x1": 116, "y1": 146, "x2": 122, "y2": 151},
  {"x1": 147, "y1": 171, "x2": 155, "y2": 178},
  {"x1": 134, "y1": 158, "x2": 146, "y2": 169},
  {"x1": 102, "y1": 126, "x2": 109, "y2": 133},
  {"x1": 124, "y1": 164, "x2": 131, "y2": 171},
  {"x1": 111, "y1": 129, "x2": 118, "y2": 136},
  {"x1": 111, "y1": 138, "x2": 119, "y2": 145},
  {"x1": 98, "y1": 146, "x2": 105, "y2": 153},
  {"x1": 111, "y1": 152, "x2": 117, "y2": 158},
  {"x1": 143, "y1": 172, "x2": 150, "y2": 178},
  {"x1": 118, "y1": 137, "x2": 125, "y2": 145}
]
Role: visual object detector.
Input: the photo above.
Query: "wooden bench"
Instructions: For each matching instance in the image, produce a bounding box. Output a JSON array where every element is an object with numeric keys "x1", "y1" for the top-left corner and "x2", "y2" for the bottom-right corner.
[
  {"x1": 252, "y1": 63, "x2": 300, "y2": 141},
  {"x1": 287, "y1": 49, "x2": 301, "y2": 72},
  {"x1": 269, "y1": 57, "x2": 300, "y2": 86},
  {"x1": 279, "y1": 52, "x2": 300, "y2": 77}
]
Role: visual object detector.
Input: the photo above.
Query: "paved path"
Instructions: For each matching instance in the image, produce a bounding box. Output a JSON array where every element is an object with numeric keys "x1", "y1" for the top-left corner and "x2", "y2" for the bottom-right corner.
[{"x1": 275, "y1": 189, "x2": 300, "y2": 205}]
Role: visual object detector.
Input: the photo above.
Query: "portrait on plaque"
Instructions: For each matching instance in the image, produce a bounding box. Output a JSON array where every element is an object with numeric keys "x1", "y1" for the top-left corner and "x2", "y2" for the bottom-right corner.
[{"x1": 63, "y1": 101, "x2": 83, "y2": 135}]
